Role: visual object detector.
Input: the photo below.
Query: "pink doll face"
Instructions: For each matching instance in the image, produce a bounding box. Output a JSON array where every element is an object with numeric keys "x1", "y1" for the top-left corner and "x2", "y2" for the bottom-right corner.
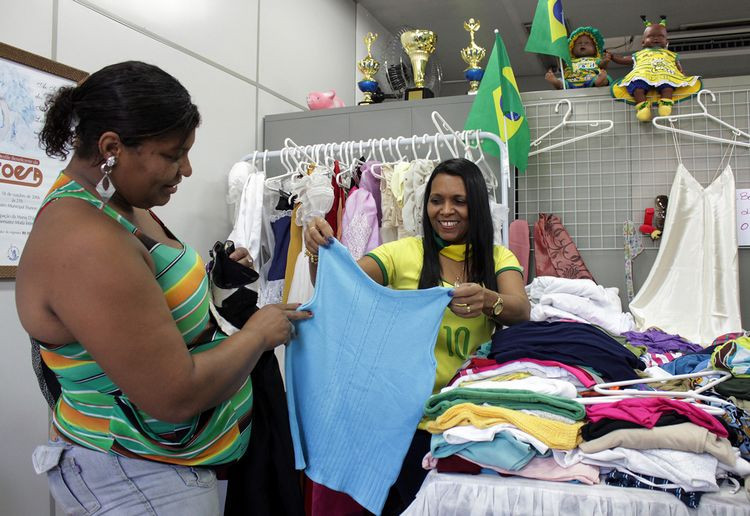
[
  {"x1": 572, "y1": 35, "x2": 597, "y2": 58},
  {"x1": 642, "y1": 25, "x2": 668, "y2": 49}
]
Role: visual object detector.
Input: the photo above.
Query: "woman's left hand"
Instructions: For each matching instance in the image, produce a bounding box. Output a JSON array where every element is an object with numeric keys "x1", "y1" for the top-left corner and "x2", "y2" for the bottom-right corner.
[
  {"x1": 450, "y1": 282, "x2": 486, "y2": 318},
  {"x1": 229, "y1": 247, "x2": 255, "y2": 270}
]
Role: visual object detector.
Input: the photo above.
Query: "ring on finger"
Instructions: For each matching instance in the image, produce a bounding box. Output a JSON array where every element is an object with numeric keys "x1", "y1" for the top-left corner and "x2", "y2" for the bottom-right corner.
[{"x1": 465, "y1": 305, "x2": 471, "y2": 314}]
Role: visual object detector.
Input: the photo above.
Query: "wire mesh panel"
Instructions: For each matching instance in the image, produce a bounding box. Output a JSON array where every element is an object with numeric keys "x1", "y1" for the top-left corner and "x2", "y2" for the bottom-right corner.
[{"x1": 517, "y1": 89, "x2": 750, "y2": 250}]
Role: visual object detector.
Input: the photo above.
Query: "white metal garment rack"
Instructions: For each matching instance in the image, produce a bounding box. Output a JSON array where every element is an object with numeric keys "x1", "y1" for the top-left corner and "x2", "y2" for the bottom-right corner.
[{"x1": 239, "y1": 125, "x2": 512, "y2": 244}]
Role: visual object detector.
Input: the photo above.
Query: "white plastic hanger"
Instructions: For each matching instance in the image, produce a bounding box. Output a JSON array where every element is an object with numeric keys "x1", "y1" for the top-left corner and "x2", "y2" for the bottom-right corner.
[
  {"x1": 528, "y1": 99, "x2": 614, "y2": 157},
  {"x1": 574, "y1": 369, "x2": 732, "y2": 415},
  {"x1": 652, "y1": 89, "x2": 750, "y2": 148},
  {"x1": 261, "y1": 149, "x2": 269, "y2": 176},
  {"x1": 431, "y1": 111, "x2": 462, "y2": 158},
  {"x1": 394, "y1": 136, "x2": 406, "y2": 161}
]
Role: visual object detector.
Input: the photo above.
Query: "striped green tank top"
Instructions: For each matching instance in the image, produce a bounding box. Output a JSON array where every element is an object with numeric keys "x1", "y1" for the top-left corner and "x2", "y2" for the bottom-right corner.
[{"x1": 37, "y1": 173, "x2": 252, "y2": 465}]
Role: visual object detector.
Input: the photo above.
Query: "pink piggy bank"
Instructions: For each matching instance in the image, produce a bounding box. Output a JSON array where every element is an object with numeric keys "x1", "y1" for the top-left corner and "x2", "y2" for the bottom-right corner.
[{"x1": 306, "y1": 90, "x2": 345, "y2": 110}]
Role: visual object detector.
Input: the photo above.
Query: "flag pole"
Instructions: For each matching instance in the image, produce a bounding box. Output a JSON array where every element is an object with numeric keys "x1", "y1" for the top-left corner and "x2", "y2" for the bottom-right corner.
[{"x1": 558, "y1": 57, "x2": 566, "y2": 90}]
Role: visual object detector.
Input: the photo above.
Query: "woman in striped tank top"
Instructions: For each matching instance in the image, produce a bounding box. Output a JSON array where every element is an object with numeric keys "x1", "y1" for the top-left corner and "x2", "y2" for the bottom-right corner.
[{"x1": 16, "y1": 61, "x2": 311, "y2": 515}]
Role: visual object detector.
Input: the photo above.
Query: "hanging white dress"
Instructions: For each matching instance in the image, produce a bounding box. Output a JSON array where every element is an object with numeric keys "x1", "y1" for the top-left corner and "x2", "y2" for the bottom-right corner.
[{"x1": 629, "y1": 164, "x2": 742, "y2": 345}]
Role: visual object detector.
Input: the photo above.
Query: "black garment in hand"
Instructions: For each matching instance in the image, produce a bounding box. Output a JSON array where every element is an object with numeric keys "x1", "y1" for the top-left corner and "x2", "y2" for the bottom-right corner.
[
  {"x1": 224, "y1": 351, "x2": 304, "y2": 516},
  {"x1": 209, "y1": 240, "x2": 259, "y2": 289}
]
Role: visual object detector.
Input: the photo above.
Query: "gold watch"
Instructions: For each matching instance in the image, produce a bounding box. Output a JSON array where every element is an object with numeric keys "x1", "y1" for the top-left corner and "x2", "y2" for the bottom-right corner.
[{"x1": 492, "y1": 294, "x2": 504, "y2": 316}]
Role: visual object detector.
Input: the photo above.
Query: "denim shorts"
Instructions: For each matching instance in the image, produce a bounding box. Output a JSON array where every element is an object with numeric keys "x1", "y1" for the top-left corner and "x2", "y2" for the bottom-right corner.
[{"x1": 32, "y1": 440, "x2": 220, "y2": 515}]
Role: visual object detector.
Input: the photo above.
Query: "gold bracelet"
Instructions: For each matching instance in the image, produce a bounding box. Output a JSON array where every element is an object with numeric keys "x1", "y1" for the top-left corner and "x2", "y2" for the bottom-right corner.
[{"x1": 304, "y1": 248, "x2": 319, "y2": 264}]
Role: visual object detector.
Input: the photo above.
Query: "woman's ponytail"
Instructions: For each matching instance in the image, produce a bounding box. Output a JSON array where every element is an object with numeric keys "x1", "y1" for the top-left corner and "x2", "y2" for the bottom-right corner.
[{"x1": 38, "y1": 86, "x2": 77, "y2": 159}]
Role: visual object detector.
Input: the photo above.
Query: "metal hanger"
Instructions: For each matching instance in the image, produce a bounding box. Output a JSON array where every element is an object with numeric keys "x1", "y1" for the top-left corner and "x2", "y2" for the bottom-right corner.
[
  {"x1": 652, "y1": 89, "x2": 750, "y2": 148},
  {"x1": 528, "y1": 99, "x2": 614, "y2": 157}
]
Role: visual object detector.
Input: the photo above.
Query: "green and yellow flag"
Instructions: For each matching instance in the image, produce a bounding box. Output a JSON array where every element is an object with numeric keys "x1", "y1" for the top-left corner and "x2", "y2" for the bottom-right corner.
[
  {"x1": 524, "y1": 0, "x2": 570, "y2": 64},
  {"x1": 465, "y1": 33, "x2": 530, "y2": 173}
]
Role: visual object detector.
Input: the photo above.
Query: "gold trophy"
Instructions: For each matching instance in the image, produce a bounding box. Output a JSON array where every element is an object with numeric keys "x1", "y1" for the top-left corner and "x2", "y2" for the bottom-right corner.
[
  {"x1": 461, "y1": 18, "x2": 486, "y2": 95},
  {"x1": 357, "y1": 32, "x2": 380, "y2": 105},
  {"x1": 400, "y1": 29, "x2": 437, "y2": 100}
]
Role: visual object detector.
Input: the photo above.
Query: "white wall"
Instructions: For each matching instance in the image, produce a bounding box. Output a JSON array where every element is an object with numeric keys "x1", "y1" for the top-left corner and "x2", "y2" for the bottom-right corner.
[{"x1": 0, "y1": 0, "x2": 380, "y2": 513}]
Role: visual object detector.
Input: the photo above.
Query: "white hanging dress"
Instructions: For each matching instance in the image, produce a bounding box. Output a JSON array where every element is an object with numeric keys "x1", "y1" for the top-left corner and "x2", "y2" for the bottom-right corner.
[{"x1": 629, "y1": 163, "x2": 742, "y2": 345}]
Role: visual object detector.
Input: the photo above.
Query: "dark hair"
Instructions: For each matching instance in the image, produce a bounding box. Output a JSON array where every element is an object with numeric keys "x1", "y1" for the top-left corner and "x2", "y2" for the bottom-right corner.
[
  {"x1": 418, "y1": 158, "x2": 497, "y2": 292},
  {"x1": 39, "y1": 61, "x2": 200, "y2": 160}
]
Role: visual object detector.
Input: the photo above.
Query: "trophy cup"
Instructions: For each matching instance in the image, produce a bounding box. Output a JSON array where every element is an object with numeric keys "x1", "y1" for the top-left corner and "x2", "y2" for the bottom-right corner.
[
  {"x1": 461, "y1": 18, "x2": 486, "y2": 95},
  {"x1": 357, "y1": 32, "x2": 380, "y2": 105},
  {"x1": 400, "y1": 29, "x2": 437, "y2": 100}
]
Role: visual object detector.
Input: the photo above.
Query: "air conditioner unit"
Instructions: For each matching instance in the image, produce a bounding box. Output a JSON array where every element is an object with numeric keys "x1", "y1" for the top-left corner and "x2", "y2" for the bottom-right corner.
[
  {"x1": 668, "y1": 25, "x2": 750, "y2": 54},
  {"x1": 605, "y1": 24, "x2": 750, "y2": 57}
]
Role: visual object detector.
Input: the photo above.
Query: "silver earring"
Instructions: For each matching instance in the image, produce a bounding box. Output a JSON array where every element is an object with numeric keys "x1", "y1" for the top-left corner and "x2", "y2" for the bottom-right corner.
[{"x1": 96, "y1": 155, "x2": 117, "y2": 203}]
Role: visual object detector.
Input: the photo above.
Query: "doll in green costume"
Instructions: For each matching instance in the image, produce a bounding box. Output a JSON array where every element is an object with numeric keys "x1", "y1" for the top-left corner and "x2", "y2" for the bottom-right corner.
[
  {"x1": 608, "y1": 16, "x2": 702, "y2": 122},
  {"x1": 545, "y1": 26, "x2": 611, "y2": 90}
]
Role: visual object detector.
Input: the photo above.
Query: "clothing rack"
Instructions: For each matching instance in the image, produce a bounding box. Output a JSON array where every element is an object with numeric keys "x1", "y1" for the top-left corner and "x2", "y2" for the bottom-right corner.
[{"x1": 239, "y1": 127, "x2": 511, "y2": 244}]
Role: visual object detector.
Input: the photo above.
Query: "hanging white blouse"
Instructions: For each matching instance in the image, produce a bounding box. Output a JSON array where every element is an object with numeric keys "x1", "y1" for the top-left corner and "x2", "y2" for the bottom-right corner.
[
  {"x1": 290, "y1": 171, "x2": 334, "y2": 227},
  {"x1": 287, "y1": 235, "x2": 315, "y2": 305},
  {"x1": 629, "y1": 164, "x2": 742, "y2": 345},
  {"x1": 227, "y1": 161, "x2": 251, "y2": 220},
  {"x1": 227, "y1": 162, "x2": 265, "y2": 265},
  {"x1": 490, "y1": 200, "x2": 508, "y2": 246},
  {"x1": 401, "y1": 159, "x2": 436, "y2": 236}
]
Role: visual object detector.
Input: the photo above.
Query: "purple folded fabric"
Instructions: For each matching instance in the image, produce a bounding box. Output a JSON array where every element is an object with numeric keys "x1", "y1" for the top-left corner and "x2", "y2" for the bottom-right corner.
[{"x1": 623, "y1": 329, "x2": 703, "y2": 354}]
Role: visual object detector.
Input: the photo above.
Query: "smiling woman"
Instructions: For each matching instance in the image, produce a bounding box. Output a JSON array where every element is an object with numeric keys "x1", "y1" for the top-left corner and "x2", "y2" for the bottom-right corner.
[
  {"x1": 304, "y1": 157, "x2": 531, "y2": 513},
  {"x1": 15, "y1": 61, "x2": 311, "y2": 514}
]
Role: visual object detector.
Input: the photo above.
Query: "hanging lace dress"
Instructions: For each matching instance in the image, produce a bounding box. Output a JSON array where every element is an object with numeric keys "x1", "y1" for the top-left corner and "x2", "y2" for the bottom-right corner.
[{"x1": 629, "y1": 142, "x2": 742, "y2": 345}]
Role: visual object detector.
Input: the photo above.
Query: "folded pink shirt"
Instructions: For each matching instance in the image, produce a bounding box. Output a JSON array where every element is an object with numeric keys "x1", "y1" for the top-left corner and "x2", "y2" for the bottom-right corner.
[{"x1": 585, "y1": 398, "x2": 728, "y2": 438}]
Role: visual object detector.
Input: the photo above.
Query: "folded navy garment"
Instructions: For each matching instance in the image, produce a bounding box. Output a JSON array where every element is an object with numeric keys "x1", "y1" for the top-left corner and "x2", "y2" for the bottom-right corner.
[{"x1": 489, "y1": 321, "x2": 644, "y2": 382}]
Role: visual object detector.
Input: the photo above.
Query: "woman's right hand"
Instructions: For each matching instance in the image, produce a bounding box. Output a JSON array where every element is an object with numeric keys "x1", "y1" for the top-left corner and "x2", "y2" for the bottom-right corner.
[
  {"x1": 242, "y1": 303, "x2": 312, "y2": 350},
  {"x1": 305, "y1": 216, "x2": 334, "y2": 256}
]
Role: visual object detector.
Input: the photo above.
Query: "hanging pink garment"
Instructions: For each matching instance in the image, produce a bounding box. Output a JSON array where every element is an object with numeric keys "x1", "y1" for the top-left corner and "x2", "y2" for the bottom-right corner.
[
  {"x1": 534, "y1": 213, "x2": 595, "y2": 281},
  {"x1": 341, "y1": 187, "x2": 381, "y2": 260},
  {"x1": 508, "y1": 219, "x2": 530, "y2": 284}
]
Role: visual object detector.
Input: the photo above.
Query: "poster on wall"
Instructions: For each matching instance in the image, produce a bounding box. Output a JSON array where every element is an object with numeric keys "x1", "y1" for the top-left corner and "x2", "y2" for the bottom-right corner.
[{"x1": 0, "y1": 43, "x2": 87, "y2": 277}]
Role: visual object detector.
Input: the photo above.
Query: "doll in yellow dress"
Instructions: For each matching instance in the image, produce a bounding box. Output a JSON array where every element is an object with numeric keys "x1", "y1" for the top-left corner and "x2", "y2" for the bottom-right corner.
[
  {"x1": 545, "y1": 26, "x2": 611, "y2": 90},
  {"x1": 608, "y1": 16, "x2": 701, "y2": 122}
]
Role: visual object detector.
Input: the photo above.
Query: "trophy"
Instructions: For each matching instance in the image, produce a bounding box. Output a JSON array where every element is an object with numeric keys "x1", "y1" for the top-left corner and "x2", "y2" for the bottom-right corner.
[
  {"x1": 400, "y1": 29, "x2": 437, "y2": 100},
  {"x1": 357, "y1": 32, "x2": 380, "y2": 105},
  {"x1": 461, "y1": 18, "x2": 486, "y2": 95}
]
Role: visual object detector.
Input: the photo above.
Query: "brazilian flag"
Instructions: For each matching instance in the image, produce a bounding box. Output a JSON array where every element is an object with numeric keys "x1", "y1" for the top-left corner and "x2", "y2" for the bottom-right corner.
[
  {"x1": 465, "y1": 33, "x2": 530, "y2": 173},
  {"x1": 524, "y1": 0, "x2": 570, "y2": 64}
]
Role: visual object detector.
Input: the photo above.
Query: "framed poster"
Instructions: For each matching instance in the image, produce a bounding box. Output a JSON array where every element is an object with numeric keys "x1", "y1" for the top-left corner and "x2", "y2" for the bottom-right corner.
[{"x1": 0, "y1": 43, "x2": 87, "y2": 278}]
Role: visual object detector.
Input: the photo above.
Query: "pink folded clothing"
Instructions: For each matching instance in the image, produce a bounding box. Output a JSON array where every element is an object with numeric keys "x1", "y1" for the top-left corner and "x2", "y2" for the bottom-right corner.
[
  {"x1": 459, "y1": 454, "x2": 600, "y2": 485},
  {"x1": 585, "y1": 398, "x2": 728, "y2": 438}
]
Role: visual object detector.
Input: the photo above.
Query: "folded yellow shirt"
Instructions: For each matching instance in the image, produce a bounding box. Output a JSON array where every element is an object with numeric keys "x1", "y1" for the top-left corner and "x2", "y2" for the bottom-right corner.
[{"x1": 425, "y1": 402, "x2": 582, "y2": 450}]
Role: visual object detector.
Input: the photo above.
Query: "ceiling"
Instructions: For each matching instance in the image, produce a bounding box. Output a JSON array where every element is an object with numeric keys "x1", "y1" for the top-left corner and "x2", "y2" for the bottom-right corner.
[{"x1": 357, "y1": 0, "x2": 750, "y2": 93}]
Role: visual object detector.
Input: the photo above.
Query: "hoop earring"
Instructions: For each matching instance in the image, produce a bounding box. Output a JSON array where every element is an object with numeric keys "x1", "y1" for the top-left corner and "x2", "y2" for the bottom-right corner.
[{"x1": 96, "y1": 155, "x2": 117, "y2": 203}]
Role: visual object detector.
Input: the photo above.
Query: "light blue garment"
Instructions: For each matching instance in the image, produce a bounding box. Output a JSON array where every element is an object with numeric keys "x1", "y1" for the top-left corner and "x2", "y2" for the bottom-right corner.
[
  {"x1": 430, "y1": 432, "x2": 538, "y2": 471},
  {"x1": 286, "y1": 239, "x2": 451, "y2": 514},
  {"x1": 661, "y1": 353, "x2": 711, "y2": 375}
]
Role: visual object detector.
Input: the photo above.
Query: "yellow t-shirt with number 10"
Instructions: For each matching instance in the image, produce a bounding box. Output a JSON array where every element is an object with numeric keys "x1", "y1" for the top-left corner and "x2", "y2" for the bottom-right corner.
[{"x1": 366, "y1": 236, "x2": 522, "y2": 395}]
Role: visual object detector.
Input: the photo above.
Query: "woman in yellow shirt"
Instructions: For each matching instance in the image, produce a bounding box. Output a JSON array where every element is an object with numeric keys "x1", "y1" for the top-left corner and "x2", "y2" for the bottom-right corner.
[{"x1": 305, "y1": 157, "x2": 530, "y2": 514}]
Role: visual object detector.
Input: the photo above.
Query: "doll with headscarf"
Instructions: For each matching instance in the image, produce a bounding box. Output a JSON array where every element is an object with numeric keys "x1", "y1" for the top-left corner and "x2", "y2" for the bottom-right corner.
[
  {"x1": 545, "y1": 26, "x2": 611, "y2": 90},
  {"x1": 608, "y1": 16, "x2": 702, "y2": 122}
]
